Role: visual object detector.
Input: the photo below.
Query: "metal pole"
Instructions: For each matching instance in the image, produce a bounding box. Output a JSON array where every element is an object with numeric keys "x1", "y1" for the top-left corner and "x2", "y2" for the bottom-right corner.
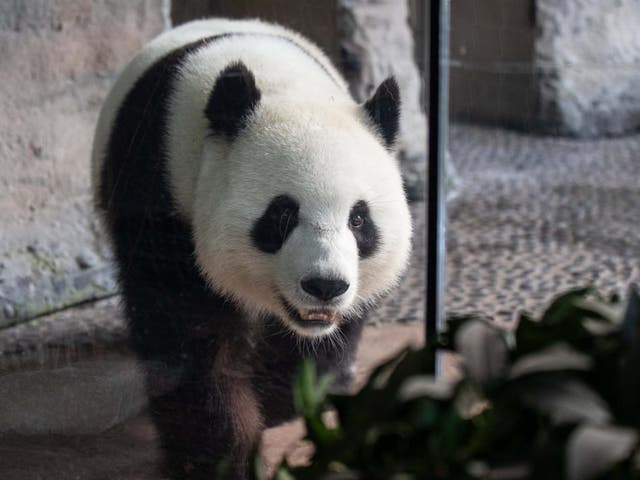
[{"x1": 426, "y1": 0, "x2": 449, "y2": 374}]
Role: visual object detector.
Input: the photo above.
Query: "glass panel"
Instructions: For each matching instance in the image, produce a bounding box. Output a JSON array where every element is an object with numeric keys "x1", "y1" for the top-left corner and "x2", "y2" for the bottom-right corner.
[
  {"x1": 6, "y1": 1, "x2": 637, "y2": 477},
  {"x1": 0, "y1": 1, "x2": 431, "y2": 477},
  {"x1": 447, "y1": 0, "x2": 640, "y2": 323}
]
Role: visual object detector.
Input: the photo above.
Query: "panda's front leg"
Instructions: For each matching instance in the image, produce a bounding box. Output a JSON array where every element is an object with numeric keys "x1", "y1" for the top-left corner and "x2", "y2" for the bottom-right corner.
[
  {"x1": 254, "y1": 314, "x2": 366, "y2": 428},
  {"x1": 147, "y1": 342, "x2": 263, "y2": 480}
]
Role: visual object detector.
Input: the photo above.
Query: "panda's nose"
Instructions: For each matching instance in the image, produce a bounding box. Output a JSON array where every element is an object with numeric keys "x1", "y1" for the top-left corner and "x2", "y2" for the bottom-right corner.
[{"x1": 301, "y1": 277, "x2": 349, "y2": 302}]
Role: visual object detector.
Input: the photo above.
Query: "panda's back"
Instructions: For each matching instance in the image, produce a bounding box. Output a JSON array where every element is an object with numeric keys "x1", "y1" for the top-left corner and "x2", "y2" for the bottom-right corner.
[{"x1": 91, "y1": 18, "x2": 348, "y2": 206}]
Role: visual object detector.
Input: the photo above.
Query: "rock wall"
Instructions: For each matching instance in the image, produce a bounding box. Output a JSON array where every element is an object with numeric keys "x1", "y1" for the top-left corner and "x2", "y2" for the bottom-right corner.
[
  {"x1": 536, "y1": 0, "x2": 640, "y2": 137},
  {"x1": 191, "y1": 0, "x2": 340, "y2": 61},
  {"x1": 0, "y1": 0, "x2": 168, "y2": 326},
  {"x1": 449, "y1": 0, "x2": 640, "y2": 137}
]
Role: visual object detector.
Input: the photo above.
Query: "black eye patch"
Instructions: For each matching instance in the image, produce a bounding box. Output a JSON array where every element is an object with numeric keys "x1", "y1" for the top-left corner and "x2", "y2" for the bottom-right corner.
[
  {"x1": 251, "y1": 195, "x2": 299, "y2": 253},
  {"x1": 349, "y1": 200, "x2": 380, "y2": 258}
]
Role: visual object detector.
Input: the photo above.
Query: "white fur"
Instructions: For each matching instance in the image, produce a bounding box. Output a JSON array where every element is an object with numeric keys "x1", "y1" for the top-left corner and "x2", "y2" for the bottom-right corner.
[
  {"x1": 91, "y1": 18, "x2": 344, "y2": 196},
  {"x1": 93, "y1": 19, "x2": 412, "y2": 337}
]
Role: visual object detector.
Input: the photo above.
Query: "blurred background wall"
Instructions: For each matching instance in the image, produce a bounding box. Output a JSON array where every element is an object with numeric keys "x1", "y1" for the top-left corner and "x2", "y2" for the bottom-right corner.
[
  {"x1": 0, "y1": 1, "x2": 169, "y2": 326},
  {"x1": 449, "y1": 0, "x2": 640, "y2": 136},
  {"x1": 1, "y1": 0, "x2": 639, "y2": 328}
]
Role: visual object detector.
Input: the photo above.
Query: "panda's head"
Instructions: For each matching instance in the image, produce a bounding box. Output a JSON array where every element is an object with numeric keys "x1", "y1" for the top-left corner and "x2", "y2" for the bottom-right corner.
[{"x1": 192, "y1": 62, "x2": 412, "y2": 338}]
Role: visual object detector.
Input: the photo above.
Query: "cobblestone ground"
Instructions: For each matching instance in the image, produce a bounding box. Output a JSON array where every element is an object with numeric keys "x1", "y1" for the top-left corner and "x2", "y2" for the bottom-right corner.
[{"x1": 1, "y1": 123, "x2": 639, "y2": 365}]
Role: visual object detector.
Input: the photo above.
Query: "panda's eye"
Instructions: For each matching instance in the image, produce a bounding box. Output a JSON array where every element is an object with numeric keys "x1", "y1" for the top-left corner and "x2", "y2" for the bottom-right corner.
[
  {"x1": 348, "y1": 200, "x2": 380, "y2": 259},
  {"x1": 251, "y1": 195, "x2": 299, "y2": 254},
  {"x1": 349, "y1": 213, "x2": 364, "y2": 229}
]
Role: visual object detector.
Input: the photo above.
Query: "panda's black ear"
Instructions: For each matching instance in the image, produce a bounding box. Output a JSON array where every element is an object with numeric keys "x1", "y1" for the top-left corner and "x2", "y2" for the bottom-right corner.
[
  {"x1": 363, "y1": 76, "x2": 401, "y2": 148},
  {"x1": 205, "y1": 61, "x2": 261, "y2": 139}
]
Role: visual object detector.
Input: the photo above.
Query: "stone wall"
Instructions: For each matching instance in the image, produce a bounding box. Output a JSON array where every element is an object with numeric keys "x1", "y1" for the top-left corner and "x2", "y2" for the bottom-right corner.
[
  {"x1": 339, "y1": 0, "x2": 428, "y2": 200},
  {"x1": 175, "y1": 0, "x2": 340, "y2": 61},
  {"x1": 449, "y1": 0, "x2": 538, "y2": 130},
  {"x1": 0, "y1": 0, "x2": 168, "y2": 326},
  {"x1": 449, "y1": 0, "x2": 640, "y2": 137},
  {"x1": 536, "y1": 0, "x2": 640, "y2": 137}
]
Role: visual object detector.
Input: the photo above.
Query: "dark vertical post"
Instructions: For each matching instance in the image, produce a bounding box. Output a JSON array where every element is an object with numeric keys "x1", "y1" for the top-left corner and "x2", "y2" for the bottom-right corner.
[{"x1": 426, "y1": 0, "x2": 449, "y2": 373}]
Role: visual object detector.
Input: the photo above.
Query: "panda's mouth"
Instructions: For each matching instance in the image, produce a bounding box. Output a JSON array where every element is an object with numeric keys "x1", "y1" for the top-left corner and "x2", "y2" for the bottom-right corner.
[{"x1": 280, "y1": 297, "x2": 338, "y2": 330}]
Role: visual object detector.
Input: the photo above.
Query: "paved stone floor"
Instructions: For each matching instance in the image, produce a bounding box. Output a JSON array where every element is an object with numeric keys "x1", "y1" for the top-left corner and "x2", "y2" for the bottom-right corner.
[
  {"x1": 0, "y1": 124, "x2": 638, "y2": 477},
  {"x1": 372, "y1": 124, "x2": 640, "y2": 325}
]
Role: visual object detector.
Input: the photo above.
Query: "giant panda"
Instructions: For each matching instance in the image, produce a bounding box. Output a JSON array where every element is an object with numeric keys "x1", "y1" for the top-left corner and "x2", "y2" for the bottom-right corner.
[{"x1": 92, "y1": 18, "x2": 412, "y2": 479}]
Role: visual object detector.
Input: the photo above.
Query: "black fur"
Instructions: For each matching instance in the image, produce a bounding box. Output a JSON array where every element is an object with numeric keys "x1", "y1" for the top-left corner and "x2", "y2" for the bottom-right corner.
[
  {"x1": 363, "y1": 77, "x2": 401, "y2": 148},
  {"x1": 98, "y1": 37, "x2": 364, "y2": 479},
  {"x1": 349, "y1": 200, "x2": 380, "y2": 258},
  {"x1": 251, "y1": 194, "x2": 299, "y2": 254},
  {"x1": 205, "y1": 62, "x2": 261, "y2": 139}
]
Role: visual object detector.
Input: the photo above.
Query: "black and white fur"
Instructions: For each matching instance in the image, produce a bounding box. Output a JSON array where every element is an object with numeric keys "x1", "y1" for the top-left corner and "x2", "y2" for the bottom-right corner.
[{"x1": 92, "y1": 18, "x2": 411, "y2": 479}]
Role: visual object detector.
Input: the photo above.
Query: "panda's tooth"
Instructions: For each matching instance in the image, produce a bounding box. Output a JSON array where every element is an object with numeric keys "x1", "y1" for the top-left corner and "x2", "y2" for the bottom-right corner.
[{"x1": 299, "y1": 309, "x2": 337, "y2": 322}]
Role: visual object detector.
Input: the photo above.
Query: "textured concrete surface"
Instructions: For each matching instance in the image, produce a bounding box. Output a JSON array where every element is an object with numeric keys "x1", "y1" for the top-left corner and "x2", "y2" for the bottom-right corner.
[
  {"x1": 0, "y1": 0, "x2": 168, "y2": 326},
  {"x1": 537, "y1": 0, "x2": 640, "y2": 137}
]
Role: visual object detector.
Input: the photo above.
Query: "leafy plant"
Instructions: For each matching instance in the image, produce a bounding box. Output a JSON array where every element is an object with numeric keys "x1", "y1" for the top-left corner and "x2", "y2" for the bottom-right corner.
[{"x1": 254, "y1": 285, "x2": 640, "y2": 480}]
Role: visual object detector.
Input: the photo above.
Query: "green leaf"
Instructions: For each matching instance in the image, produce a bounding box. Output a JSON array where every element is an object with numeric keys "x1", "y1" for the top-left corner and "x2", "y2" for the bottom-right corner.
[
  {"x1": 508, "y1": 343, "x2": 591, "y2": 379},
  {"x1": 621, "y1": 284, "x2": 640, "y2": 360},
  {"x1": 441, "y1": 313, "x2": 490, "y2": 350},
  {"x1": 541, "y1": 287, "x2": 593, "y2": 326},
  {"x1": 397, "y1": 375, "x2": 454, "y2": 402},
  {"x1": 455, "y1": 319, "x2": 508, "y2": 388},
  {"x1": 258, "y1": 287, "x2": 640, "y2": 480},
  {"x1": 514, "y1": 313, "x2": 560, "y2": 357},
  {"x1": 292, "y1": 361, "x2": 340, "y2": 448},
  {"x1": 293, "y1": 360, "x2": 332, "y2": 417},
  {"x1": 467, "y1": 462, "x2": 530, "y2": 480},
  {"x1": 248, "y1": 445, "x2": 269, "y2": 480},
  {"x1": 573, "y1": 298, "x2": 622, "y2": 324},
  {"x1": 620, "y1": 284, "x2": 640, "y2": 426},
  {"x1": 273, "y1": 468, "x2": 296, "y2": 480},
  {"x1": 517, "y1": 378, "x2": 610, "y2": 426},
  {"x1": 566, "y1": 425, "x2": 638, "y2": 480},
  {"x1": 366, "y1": 347, "x2": 411, "y2": 390}
]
